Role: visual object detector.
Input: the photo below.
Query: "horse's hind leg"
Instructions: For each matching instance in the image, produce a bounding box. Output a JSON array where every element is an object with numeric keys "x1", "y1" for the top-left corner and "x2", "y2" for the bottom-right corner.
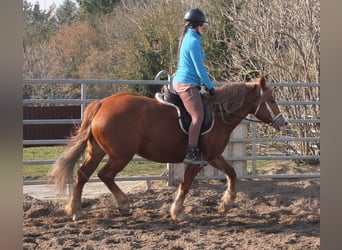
[
  {"x1": 65, "y1": 139, "x2": 105, "y2": 221},
  {"x1": 98, "y1": 156, "x2": 133, "y2": 216},
  {"x1": 209, "y1": 155, "x2": 237, "y2": 212},
  {"x1": 170, "y1": 164, "x2": 203, "y2": 221}
]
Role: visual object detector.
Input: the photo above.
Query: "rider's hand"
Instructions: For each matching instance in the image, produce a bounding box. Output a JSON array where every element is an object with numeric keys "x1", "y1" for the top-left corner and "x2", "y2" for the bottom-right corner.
[{"x1": 209, "y1": 88, "x2": 216, "y2": 100}]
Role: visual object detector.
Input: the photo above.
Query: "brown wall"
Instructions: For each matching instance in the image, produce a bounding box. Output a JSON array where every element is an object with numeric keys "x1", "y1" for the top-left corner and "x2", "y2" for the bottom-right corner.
[{"x1": 23, "y1": 106, "x2": 81, "y2": 144}]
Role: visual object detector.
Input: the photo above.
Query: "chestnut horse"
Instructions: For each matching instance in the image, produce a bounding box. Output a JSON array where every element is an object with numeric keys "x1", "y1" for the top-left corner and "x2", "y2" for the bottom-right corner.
[{"x1": 49, "y1": 76, "x2": 287, "y2": 221}]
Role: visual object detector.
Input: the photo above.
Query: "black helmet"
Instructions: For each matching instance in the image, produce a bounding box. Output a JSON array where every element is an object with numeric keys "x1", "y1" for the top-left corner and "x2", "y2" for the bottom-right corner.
[{"x1": 184, "y1": 8, "x2": 208, "y2": 25}]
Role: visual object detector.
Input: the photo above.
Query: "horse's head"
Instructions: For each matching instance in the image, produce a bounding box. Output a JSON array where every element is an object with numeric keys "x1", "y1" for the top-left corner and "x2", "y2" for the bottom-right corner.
[{"x1": 252, "y1": 76, "x2": 288, "y2": 131}]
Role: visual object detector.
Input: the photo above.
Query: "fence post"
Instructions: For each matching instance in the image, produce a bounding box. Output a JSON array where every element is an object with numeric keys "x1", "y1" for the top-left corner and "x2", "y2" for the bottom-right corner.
[
  {"x1": 222, "y1": 124, "x2": 247, "y2": 176},
  {"x1": 251, "y1": 121, "x2": 257, "y2": 175},
  {"x1": 79, "y1": 81, "x2": 87, "y2": 164},
  {"x1": 167, "y1": 163, "x2": 174, "y2": 186},
  {"x1": 81, "y1": 81, "x2": 86, "y2": 120}
]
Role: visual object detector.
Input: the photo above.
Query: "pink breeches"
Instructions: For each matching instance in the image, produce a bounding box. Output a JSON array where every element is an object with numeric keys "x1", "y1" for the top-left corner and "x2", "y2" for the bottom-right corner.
[{"x1": 173, "y1": 82, "x2": 204, "y2": 147}]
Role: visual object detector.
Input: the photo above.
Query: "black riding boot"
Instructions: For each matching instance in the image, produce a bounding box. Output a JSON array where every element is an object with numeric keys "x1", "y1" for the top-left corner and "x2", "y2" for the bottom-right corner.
[{"x1": 184, "y1": 146, "x2": 207, "y2": 165}]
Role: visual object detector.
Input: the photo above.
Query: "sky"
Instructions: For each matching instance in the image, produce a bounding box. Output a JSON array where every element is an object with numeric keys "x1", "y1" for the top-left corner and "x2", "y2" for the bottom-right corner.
[{"x1": 27, "y1": 0, "x2": 77, "y2": 10}]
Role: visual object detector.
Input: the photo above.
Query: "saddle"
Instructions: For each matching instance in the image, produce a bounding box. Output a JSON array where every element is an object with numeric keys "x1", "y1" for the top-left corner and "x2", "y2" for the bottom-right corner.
[{"x1": 155, "y1": 85, "x2": 214, "y2": 135}]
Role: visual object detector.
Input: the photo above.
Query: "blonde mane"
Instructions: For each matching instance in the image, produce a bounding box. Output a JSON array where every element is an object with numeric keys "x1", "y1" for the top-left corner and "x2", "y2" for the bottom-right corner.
[{"x1": 214, "y1": 82, "x2": 256, "y2": 113}]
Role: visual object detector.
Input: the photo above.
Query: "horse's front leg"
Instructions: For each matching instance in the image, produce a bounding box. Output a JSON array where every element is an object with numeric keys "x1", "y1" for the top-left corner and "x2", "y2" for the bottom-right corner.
[
  {"x1": 209, "y1": 155, "x2": 237, "y2": 212},
  {"x1": 170, "y1": 164, "x2": 203, "y2": 221}
]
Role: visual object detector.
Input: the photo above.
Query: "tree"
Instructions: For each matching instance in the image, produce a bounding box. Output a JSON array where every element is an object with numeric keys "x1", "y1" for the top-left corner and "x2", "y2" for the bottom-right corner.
[
  {"x1": 48, "y1": 21, "x2": 98, "y2": 78},
  {"x1": 96, "y1": 0, "x2": 187, "y2": 96},
  {"x1": 23, "y1": 0, "x2": 57, "y2": 47},
  {"x1": 77, "y1": 0, "x2": 120, "y2": 17},
  {"x1": 56, "y1": 0, "x2": 78, "y2": 26},
  {"x1": 200, "y1": 0, "x2": 243, "y2": 82},
  {"x1": 206, "y1": 0, "x2": 320, "y2": 159}
]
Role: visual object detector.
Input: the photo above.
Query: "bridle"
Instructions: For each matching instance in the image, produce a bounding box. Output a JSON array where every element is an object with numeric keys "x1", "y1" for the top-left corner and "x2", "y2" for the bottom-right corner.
[
  {"x1": 216, "y1": 87, "x2": 284, "y2": 126},
  {"x1": 252, "y1": 88, "x2": 285, "y2": 127}
]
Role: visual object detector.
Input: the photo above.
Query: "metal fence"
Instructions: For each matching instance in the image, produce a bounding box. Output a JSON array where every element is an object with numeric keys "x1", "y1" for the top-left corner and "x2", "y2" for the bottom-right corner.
[{"x1": 23, "y1": 72, "x2": 320, "y2": 185}]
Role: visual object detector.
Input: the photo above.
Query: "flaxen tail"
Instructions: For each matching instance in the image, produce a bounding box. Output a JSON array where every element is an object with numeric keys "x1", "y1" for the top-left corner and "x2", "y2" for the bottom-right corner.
[{"x1": 49, "y1": 101, "x2": 102, "y2": 194}]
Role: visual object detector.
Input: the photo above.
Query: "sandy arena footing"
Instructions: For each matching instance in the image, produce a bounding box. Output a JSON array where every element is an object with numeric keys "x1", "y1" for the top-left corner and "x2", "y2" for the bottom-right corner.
[{"x1": 23, "y1": 180, "x2": 147, "y2": 200}]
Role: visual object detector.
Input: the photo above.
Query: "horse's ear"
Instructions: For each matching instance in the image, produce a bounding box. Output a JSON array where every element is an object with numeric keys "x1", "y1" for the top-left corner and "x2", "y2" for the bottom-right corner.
[{"x1": 258, "y1": 76, "x2": 266, "y2": 89}]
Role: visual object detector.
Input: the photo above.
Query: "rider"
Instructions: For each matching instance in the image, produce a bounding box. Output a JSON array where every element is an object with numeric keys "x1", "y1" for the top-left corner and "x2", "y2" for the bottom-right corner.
[{"x1": 173, "y1": 8, "x2": 215, "y2": 165}]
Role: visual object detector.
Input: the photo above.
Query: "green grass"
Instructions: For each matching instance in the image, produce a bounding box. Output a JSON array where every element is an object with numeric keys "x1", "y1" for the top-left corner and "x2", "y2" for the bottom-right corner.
[
  {"x1": 23, "y1": 146, "x2": 166, "y2": 180},
  {"x1": 23, "y1": 145, "x2": 66, "y2": 161},
  {"x1": 23, "y1": 146, "x2": 319, "y2": 180}
]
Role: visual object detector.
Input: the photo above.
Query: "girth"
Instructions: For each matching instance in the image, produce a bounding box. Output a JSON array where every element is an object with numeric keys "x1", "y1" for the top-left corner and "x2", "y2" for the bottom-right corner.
[{"x1": 155, "y1": 85, "x2": 214, "y2": 135}]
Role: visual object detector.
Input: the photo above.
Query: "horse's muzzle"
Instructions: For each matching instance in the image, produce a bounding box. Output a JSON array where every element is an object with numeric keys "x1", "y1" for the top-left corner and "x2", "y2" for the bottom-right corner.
[{"x1": 271, "y1": 113, "x2": 288, "y2": 131}]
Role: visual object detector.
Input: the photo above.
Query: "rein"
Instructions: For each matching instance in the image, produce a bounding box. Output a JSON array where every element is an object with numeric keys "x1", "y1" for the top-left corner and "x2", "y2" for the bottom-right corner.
[
  {"x1": 216, "y1": 103, "x2": 265, "y2": 124},
  {"x1": 214, "y1": 87, "x2": 275, "y2": 125},
  {"x1": 234, "y1": 113, "x2": 266, "y2": 123},
  {"x1": 229, "y1": 111, "x2": 283, "y2": 126}
]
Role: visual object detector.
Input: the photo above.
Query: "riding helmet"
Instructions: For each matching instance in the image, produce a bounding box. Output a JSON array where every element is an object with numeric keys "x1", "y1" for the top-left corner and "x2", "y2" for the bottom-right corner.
[{"x1": 184, "y1": 8, "x2": 208, "y2": 25}]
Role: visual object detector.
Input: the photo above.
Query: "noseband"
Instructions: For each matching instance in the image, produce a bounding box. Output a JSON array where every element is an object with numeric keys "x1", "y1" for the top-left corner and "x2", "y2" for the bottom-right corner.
[{"x1": 253, "y1": 88, "x2": 286, "y2": 127}]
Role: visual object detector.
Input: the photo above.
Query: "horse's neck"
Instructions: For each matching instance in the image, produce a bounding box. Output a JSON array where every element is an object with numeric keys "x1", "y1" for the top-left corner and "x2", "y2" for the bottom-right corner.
[
  {"x1": 216, "y1": 86, "x2": 257, "y2": 128},
  {"x1": 226, "y1": 114, "x2": 245, "y2": 130},
  {"x1": 235, "y1": 83, "x2": 259, "y2": 117}
]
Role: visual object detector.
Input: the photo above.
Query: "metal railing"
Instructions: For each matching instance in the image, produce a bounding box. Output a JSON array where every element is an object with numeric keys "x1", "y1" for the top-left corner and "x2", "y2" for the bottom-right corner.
[{"x1": 23, "y1": 72, "x2": 320, "y2": 184}]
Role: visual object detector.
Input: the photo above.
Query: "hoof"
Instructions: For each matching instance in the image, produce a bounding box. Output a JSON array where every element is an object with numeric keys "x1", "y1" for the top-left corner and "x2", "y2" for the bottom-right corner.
[
  {"x1": 119, "y1": 208, "x2": 131, "y2": 216},
  {"x1": 172, "y1": 211, "x2": 188, "y2": 222},
  {"x1": 218, "y1": 200, "x2": 234, "y2": 213},
  {"x1": 72, "y1": 211, "x2": 84, "y2": 221},
  {"x1": 65, "y1": 204, "x2": 73, "y2": 216},
  {"x1": 170, "y1": 202, "x2": 187, "y2": 221}
]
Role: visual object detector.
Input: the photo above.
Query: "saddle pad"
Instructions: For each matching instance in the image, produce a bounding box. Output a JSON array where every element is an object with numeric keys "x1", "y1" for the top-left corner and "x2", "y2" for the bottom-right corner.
[{"x1": 155, "y1": 92, "x2": 214, "y2": 135}]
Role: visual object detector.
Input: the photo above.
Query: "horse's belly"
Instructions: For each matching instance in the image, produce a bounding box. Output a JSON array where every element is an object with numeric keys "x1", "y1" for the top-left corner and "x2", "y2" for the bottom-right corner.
[{"x1": 137, "y1": 136, "x2": 187, "y2": 163}]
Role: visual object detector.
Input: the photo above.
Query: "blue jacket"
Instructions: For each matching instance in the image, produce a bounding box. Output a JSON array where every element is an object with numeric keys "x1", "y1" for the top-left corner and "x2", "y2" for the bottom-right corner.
[{"x1": 173, "y1": 29, "x2": 214, "y2": 90}]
